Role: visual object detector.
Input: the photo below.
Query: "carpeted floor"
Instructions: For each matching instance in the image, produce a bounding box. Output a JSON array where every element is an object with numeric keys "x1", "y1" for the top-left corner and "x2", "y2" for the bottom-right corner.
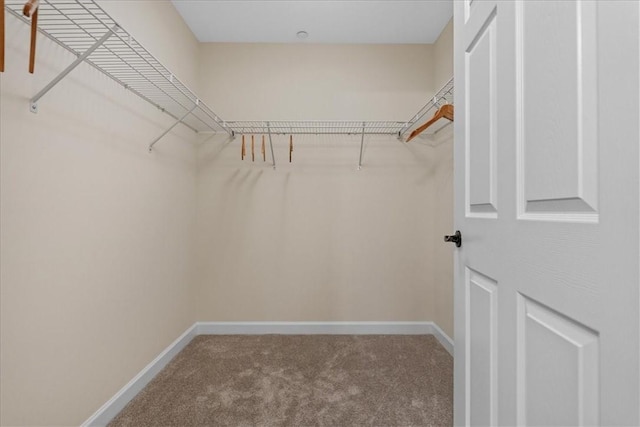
[{"x1": 108, "y1": 335, "x2": 453, "y2": 427}]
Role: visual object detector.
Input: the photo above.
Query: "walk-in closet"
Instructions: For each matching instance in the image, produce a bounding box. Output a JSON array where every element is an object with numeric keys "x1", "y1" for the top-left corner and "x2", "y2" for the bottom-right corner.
[
  {"x1": 5, "y1": 0, "x2": 640, "y2": 425},
  {"x1": 1, "y1": 1, "x2": 456, "y2": 425}
]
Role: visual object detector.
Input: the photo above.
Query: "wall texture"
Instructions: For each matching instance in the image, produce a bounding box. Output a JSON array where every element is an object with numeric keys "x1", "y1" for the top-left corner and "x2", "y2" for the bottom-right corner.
[
  {"x1": 196, "y1": 134, "x2": 439, "y2": 321},
  {"x1": 431, "y1": 20, "x2": 454, "y2": 337},
  {"x1": 431, "y1": 129, "x2": 454, "y2": 338},
  {"x1": 0, "y1": 1, "x2": 200, "y2": 425},
  {"x1": 195, "y1": 37, "x2": 453, "y2": 327},
  {"x1": 1, "y1": 8, "x2": 454, "y2": 424},
  {"x1": 198, "y1": 43, "x2": 434, "y2": 120},
  {"x1": 434, "y1": 19, "x2": 454, "y2": 91}
]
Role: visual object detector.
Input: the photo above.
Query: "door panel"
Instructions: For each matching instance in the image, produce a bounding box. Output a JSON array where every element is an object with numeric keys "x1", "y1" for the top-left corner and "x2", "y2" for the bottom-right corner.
[
  {"x1": 467, "y1": 268, "x2": 498, "y2": 426},
  {"x1": 466, "y1": 10, "x2": 498, "y2": 217},
  {"x1": 517, "y1": 295, "x2": 599, "y2": 426},
  {"x1": 517, "y1": 0, "x2": 598, "y2": 220},
  {"x1": 454, "y1": 1, "x2": 639, "y2": 425}
]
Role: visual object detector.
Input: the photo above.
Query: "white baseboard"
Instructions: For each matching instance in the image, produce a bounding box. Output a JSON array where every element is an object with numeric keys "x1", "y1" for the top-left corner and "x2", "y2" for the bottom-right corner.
[
  {"x1": 82, "y1": 324, "x2": 198, "y2": 427},
  {"x1": 83, "y1": 321, "x2": 453, "y2": 426},
  {"x1": 197, "y1": 321, "x2": 453, "y2": 355},
  {"x1": 429, "y1": 322, "x2": 454, "y2": 355}
]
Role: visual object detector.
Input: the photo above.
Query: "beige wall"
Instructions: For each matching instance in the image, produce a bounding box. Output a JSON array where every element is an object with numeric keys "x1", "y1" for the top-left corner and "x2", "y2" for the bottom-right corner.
[
  {"x1": 198, "y1": 43, "x2": 434, "y2": 120},
  {"x1": 195, "y1": 40, "x2": 454, "y2": 325},
  {"x1": 0, "y1": 1, "x2": 199, "y2": 425},
  {"x1": 434, "y1": 19, "x2": 454, "y2": 91},
  {"x1": 431, "y1": 129, "x2": 454, "y2": 338},
  {"x1": 196, "y1": 134, "x2": 439, "y2": 321},
  {"x1": 432, "y1": 19, "x2": 454, "y2": 337},
  {"x1": 1, "y1": 8, "x2": 454, "y2": 424}
]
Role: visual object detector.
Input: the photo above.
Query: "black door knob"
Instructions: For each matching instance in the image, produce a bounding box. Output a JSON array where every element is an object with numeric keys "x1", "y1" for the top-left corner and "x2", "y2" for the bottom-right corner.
[{"x1": 444, "y1": 230, "x2": 462, "y2": 248}]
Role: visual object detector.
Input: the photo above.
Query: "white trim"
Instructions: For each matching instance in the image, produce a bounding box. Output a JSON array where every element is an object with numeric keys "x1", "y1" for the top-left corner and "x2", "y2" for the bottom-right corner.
[
  {"x1": 81, "y1": 324, "x2": 198, "y2": 427},
  {"x1": 196, "y1": 320, "x2": 432, "y2": 335},
  {"x1": 82, "y1": 321, "x2": 453, "y2": 426},
  {"x1": 430, "y1": 321, "x2": 455, "y2": 355},
  {"x1": 196, "y1": 321, "x2": 454, "y2": 354}
]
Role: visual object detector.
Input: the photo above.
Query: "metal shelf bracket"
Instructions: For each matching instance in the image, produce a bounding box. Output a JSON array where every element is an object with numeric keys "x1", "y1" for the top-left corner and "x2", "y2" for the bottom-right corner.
[
  {"x1": 267, "y1": 121, "x2": 276, "y2": 170},
  {"x1": 30, "y1": 24, "x2": 119, "y2": 113},
  {"x1": 358, "y1": 122, "x2": 365, "y2": 170},
  {"x1": 148, "y1": 100, "x2": 199, "y2": 152}
]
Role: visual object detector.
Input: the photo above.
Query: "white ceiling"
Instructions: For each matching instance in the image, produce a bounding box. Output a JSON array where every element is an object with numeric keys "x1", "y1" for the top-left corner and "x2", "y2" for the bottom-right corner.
[{"x1": 171, "y1": 1, "x2": 453, "y2": 44}]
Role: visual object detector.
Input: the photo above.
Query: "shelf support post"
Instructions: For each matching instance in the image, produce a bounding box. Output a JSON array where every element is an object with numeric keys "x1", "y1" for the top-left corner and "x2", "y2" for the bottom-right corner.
[
  {"x1": 148, "y1": 101, "x2": 199, "y2": 152},
  {"x1": 30, "y1": 25, "x2": 119, "y2": 113},
  {"x1": 358, "y1": 122, "x2": 365, "y2": 170},
  {"x1": 267, "y1": 121, "x2": 276, "y2": 170}
]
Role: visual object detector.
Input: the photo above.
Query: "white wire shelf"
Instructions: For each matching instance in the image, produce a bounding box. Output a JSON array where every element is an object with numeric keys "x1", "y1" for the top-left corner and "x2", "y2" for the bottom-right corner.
[
  {"x1": 225, "y1": 78, "x2": 453, "y2": 138},
  {"x1": 4, "y1": 0, "x2": 231, "y2": 138},
  {"x1": 225, "y1": 121, "x2": 408, "y2": 136},
  {"x1": 4, "y1": 0, "x2": 452, "y2": 156},
  {"x1": 227, "y1": 114, "x2": 453, "y2": 170},
  {"x1": 400, "y1": 77, "x2": 454, "y2": 139}
]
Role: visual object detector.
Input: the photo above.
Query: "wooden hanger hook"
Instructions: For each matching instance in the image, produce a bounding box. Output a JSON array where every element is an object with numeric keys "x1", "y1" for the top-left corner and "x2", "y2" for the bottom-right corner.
[
  {"x1": 24, "y1": 0, "x2": 40, "y2": 74},
  {"x1": 406, "y1": 104, "x2": 454, "y2": 142},
  {"x1": 251, "y1": 135, "x2": 255, "y2": 162},
  {"x1": 289, "y1": 135, "x2": 293, "y2": 163},
  {"x1": 1, "y1": 0, "x2": 5, "y2": 73}
]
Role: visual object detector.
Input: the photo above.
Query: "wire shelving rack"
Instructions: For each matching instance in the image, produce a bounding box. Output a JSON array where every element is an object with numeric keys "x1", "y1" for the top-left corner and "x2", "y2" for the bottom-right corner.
[
  {"x1": 4, "y1": 0, "x2": 232, "y2": 150},
  {"x1": 225, "y1": 78, "x2": 453, "y2": 139},
  {"x1": 225, "y1": 121, "x2": 407, "y2": 136},
  {"x1": 399, "y1": 77, "x2": 454, "y2": 140},
  {"x1": 4, "y1": 0, "x2": 453, "y2": 159}
]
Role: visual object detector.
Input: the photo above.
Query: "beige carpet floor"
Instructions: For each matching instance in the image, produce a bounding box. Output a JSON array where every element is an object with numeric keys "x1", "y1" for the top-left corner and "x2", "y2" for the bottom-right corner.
[{"x1": 109, "y1": 335, "x2": 453, "y2": 427}]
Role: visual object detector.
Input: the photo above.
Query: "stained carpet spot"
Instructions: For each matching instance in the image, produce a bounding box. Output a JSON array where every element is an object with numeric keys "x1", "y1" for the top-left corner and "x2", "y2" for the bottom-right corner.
[{"x1": 109, "y1": 335, "x2": 453, "y2": 427}]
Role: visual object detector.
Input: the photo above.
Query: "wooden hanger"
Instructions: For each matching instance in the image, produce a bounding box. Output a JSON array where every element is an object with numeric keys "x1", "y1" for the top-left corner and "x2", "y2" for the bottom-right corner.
[
  {"x1": 23, "y1": 0, "x2": 39, "y2": 74},
  {"x1": 289, "y1": 135, "x2": 293, "y2": 163},
  {"x1": 241, "y1": 135, "x2": 246, "y2": 160},
  {"x1": 1, "y1": 0, "x2": 5, "y2": 72},
  {"x1": 406, "y1": 104, "x2": 454, "y2": 142},
  {"x1": 251, "y1": 135, "x2": 255, "y2": 162},
  {"x1": 261, "y1": 135, "x2": 266, "y2": 162}
]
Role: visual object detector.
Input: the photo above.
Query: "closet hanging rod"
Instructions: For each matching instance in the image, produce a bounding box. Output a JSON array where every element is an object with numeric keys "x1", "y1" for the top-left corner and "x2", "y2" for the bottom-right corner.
[
  {"x1": 225, "y1": 121, "x2": 408, "y2": 136},
  {"x1": 399, "y1": 77, "x2": 454, "y2": 140},
  {"x1": 4, "y1": 0, "x2": 232, "y2": 142}
]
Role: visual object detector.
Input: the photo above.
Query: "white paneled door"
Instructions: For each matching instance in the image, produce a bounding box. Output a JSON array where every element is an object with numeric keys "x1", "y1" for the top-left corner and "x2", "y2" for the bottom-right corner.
[{"x1": 453, "y1": 1, "x2": 640, "y2": 425}]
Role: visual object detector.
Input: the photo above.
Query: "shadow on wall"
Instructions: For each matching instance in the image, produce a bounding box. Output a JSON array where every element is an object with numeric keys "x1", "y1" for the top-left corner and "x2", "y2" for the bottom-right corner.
[
  {"x1": 198, "y1": 134, "x2": 440, "y2": 172},
  {"x1": 197, "y1": 134, "x2": 236, "y2": 167},
  {"x1": 194, "y1": 132, "x2": 446, "y2": 321}
]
